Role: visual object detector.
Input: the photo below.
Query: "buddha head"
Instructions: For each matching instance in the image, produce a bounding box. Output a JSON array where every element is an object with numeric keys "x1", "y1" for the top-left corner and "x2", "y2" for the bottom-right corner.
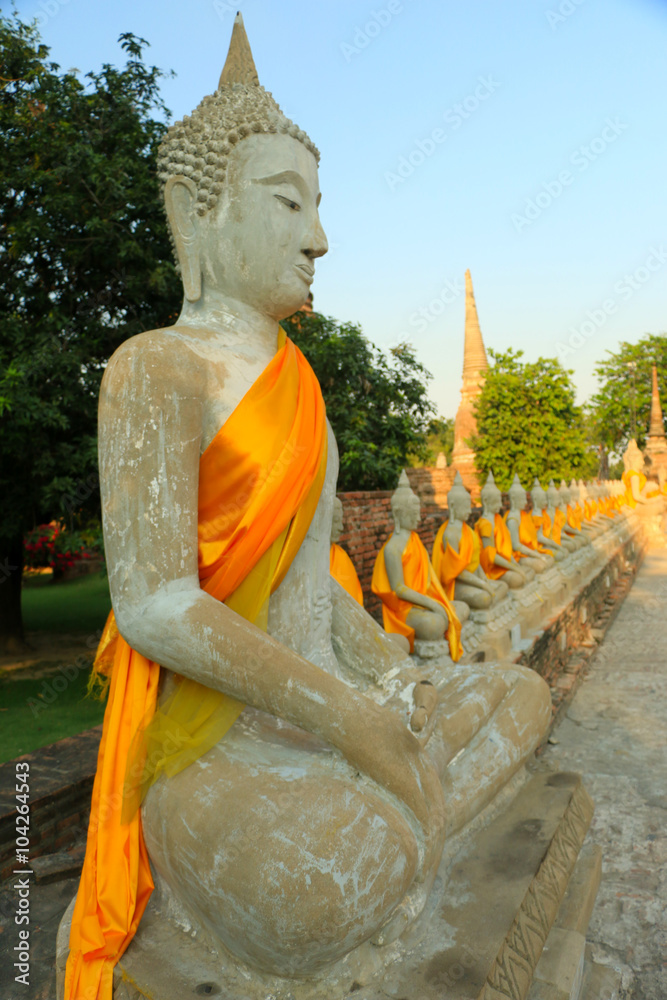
[
  {"x1": 546, "y1": 480, "x2": 559, "y2": 510},
  {"x1": 622, "y1": 438, "x2": 645, "y2": 474},
  {"x1": 569, "y1": 479, "x2": 580, "y2": 503},
  {"x1": 330, "y1": 497, "x2": 344, "y2": 545},
  {"x1": 559, "y1": 480, "x2": 571, "y2": 507},
  {"x1": 158, "y1": 14, "x2": 327, "y2": 319},
  {"x1": 531, "y1": 478, "x2": 547, "y2": 512},
  {"x1": 480, "y1": 470, "x2": 502, "y2": 515},
  {"x1": 447, "y1": 471, "x2": 471, "y2": 522},
  {"x1": 391, "y1": 470, "x2": 421, "y2": 532},
  {"x1": 508, "y1": 473, "x2": 527, "y2": 512}
]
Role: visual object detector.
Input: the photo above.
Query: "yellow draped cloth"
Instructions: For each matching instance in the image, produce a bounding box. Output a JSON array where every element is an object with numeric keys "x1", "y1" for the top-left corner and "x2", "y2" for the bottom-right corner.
[
  {"x1": 330, "y1": 543, "x2": 363, "y2": 605},
  {"x1": 431, "y1": 520, "x2": 480, "y2": 598},
  {"x1": 622, "y1": 469, "x2": 646, "y2": 499},
  {"x1": 475, "y1": 514, "x2": 513, "y2": 579},
  {"x1": 552, "y1": 507, "x2": 567, "y2": 545},
  {"x1": 65, "y1": 334, "x2": 327, "y2": 1000},
  {"x1": 371, "y1": 531, "x2": 462, "y2": 660},
  {"x1": 566, "y1": 503, "x2": 582, "y2": 530},
  {"x1": 519, "y1": 510, "x2": 553, "y2": 555}
]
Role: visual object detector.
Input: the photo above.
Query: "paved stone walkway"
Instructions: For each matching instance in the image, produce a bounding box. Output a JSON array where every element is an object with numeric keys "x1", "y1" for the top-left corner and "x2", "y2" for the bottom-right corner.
[{"x1": 542, "y1": 547, "x2": 667, "y2": 999}]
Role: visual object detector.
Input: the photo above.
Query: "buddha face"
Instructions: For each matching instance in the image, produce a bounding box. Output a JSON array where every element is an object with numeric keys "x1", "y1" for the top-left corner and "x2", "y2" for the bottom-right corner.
[
  {"x1": 449, "y1": 491, "x2": 471, "y2": 521},
  {"x1": 509, "y1": 485, "x2": 526, "y2": 511},
  {"x1": 531, "y1": 486, "x2": 546, "y2": 510},
  {"x1": 393, "y1": 493, "x2": 420, "y2": 532},
  {"x1": 481, "y1": 485, "x2": 501, "y2": 514},
  {"x1": 546, "y1": 484, "x2": 559, "y2": 508},
  {"x1": 175, "y1": 132, "x2": 328, "y2": 319},
  {"x1": 330, "y1": 497, "x2": 344, "y2": 544}
]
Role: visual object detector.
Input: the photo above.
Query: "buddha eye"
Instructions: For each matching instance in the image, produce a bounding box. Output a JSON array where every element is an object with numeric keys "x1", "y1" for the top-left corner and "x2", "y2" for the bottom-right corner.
[{"x1": 275, "y1": 194, "x2": 301, "y2": 211}]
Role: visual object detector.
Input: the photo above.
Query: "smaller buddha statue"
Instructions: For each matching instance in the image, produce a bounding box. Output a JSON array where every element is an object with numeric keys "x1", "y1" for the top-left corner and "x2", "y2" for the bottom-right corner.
[
  {"x1": 474, "y1": 471, "x2": 533, "y2": 587},
  {"x1": 622, "y1": 439, "x2": 665, "y2": 514},
  {"x1": 505, "y1": 474, "x2": 550, "y2": 573},
  {"x1": 329, "y1": 497, "x2": 363, "y2": 605},
  {"x1": 371, "y1": 471, "x2": 465, "y2": 658},
  {"x1": 545, "y1": 480, "x2": 576, "y2": 553},
  {"x1": 569, "y1": 479, "x2": 600, "y2": 538},
  {"x1": 558, "y1": 481, "x2": 588, "y2": 548},
  {"x1": 432, "y1": 472, "x2": 508, "y2": 610},
  {"x1": 529, "y1": 479, "x2": 566, "y2": 561}
]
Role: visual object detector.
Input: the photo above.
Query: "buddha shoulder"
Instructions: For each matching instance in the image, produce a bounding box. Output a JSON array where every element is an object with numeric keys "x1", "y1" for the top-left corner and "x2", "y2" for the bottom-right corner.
[{"x1": 101, "y1": 327, "x2": 207, "y2": 405}]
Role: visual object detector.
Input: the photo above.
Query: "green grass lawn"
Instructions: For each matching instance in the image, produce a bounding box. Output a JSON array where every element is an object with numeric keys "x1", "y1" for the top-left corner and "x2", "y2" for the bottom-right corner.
[
  {"x1": 0, "y1": 574, "x2": 112, "y2": 762},
  {"x1": 0, "y1": 667, "x2": 106, "y2": 763},
  {"x1": 22, "y1": 572, "x2": 112, "y2": 634}
]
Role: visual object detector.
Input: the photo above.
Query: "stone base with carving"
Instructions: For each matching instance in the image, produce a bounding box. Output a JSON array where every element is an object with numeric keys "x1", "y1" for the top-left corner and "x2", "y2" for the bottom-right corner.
[
  {"x1": 468, "y1": 595, "x2": 521, "y2": 659},
  {"x1": 55, "y1": 771, "x2": 618, "y2": 1000}
]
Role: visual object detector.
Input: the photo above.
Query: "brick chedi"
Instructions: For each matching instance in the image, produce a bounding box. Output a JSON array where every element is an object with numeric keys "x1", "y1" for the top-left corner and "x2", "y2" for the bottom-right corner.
[
  {"x1": 451, "y1": 269, "x2": 488, "y2": 488},
  {"x1": 645, "y1": 364, "x2": 667, "y2": 482}
]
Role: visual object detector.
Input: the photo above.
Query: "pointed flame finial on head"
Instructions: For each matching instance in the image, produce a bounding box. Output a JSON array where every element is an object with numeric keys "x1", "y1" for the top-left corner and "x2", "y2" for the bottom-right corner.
[
  {"x1": 448, "y1": 469, "x2": 471, "y2": 514},
  {"x1": 391, "y1": 469, "x2": 419, "y2": 523},
  {"x1": 218, "y1": 12, "x2": 260, "y2": 89}
]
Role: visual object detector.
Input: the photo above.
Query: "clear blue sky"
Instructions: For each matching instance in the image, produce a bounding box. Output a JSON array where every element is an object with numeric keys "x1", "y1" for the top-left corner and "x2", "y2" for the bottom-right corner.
[{"x1": 14, "y1": 0, "x2": 667, "y2": 417}]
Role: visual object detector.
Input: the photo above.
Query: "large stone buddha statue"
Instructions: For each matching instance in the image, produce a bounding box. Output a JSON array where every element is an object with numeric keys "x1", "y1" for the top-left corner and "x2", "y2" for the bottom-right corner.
[
  {"x1": 432, "y1": 471, "x2": 508, "y2": 609},
  {"x1": 58, "y1": 18, "x2": 552, "y2": 999}
]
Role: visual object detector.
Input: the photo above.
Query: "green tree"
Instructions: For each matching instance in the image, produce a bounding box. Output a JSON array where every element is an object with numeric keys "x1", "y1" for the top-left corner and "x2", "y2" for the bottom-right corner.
[
  {"x1": 588, "y1": 334, "x2": 667, "y2": 455},
  {"x1": 282, "y1": 310, "x2": 434, "y2": 490},
  {"x1": 0, "y1": 16, "x2": 180, "y2": 651},
  {"x1": 409, "y1": 416, "x2": 454, "y2": 467},
  {"x1": 469, "y1": 349, "x2": 596, "y2": 491}
]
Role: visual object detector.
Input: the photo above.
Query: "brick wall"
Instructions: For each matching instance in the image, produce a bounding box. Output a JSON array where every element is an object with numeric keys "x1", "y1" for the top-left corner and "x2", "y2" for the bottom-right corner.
[{"x1": 0, "y1": 727, "x2": 101, "y2": 881}]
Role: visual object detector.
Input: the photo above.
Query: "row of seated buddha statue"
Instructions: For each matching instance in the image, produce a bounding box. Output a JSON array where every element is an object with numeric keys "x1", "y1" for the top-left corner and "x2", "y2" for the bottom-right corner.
[{"x1": 329, "y1": 467, "x2": 639, "y2": 660}]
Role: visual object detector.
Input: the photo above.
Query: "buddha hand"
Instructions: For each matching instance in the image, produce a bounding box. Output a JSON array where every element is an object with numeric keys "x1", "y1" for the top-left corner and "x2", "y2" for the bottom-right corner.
[{"x1": 341, "y1": 700, "x2": 446, "y2": 882}]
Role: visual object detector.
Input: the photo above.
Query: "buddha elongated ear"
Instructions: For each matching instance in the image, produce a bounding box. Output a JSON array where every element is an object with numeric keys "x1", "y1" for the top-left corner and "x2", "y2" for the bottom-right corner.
[{"x1": 164, "y1": 176, "x2": 202, "y2": 302}]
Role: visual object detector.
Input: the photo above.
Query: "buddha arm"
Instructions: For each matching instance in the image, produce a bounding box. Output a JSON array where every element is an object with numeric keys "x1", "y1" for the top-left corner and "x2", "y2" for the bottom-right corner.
[
  {"x1": 506, "y1": 516, "x2": 536, "y2": 557},
  {"x1": 383, "y1": 540, "x2": 445, "y2": 617},
  {"x1": 99, "y1": 336, "x2": 444, "y2": 855},
  {"x1": 461, "y1": 567, "x2": 491, "y2": 590},
  {"x1": 478, "y1": 526, "x2": 513, "y2": 570},
  {"x1": 329, "y1": 579, "x2": 408, "y2": 685}
]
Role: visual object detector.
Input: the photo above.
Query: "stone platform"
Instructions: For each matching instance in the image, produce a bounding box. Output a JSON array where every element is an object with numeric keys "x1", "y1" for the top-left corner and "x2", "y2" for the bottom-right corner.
[{"x1": 54, "y1": 772, "x2": 615, "y2": 1000}]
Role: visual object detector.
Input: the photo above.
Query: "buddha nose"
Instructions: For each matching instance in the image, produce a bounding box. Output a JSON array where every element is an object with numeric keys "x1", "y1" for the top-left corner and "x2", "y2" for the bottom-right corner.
[{"x1": 303, "y1": 214, "x2": 328, "y2": 260}]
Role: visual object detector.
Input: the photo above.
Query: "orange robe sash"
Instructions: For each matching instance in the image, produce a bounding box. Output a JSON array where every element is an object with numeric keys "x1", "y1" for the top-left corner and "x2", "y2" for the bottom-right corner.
[
  {"x1": 519, "y1": 510, "x2": 552, "y2": 556},
  {"x1": 65, "y1": 335, "x2": 327, "y2": 1000},
  {"x1": 371, "y1": 531, "x2": 462, "y2": 660},
  {"x1": 566, "y1": 503, "x2": 581, "y2": 530},
  {"x1": 475, "y1": 514, "x2": 512, "y2": 580},
  {"x1": 624, "y1": 468, "x2": 659, "y2": 501},
  {"x1": 330, "y1": 543, "x2": 363, "y2": 605},
  {"x1": 552, "y1": 508, "x2": 567, "y2": 545},
  {"x1": 432, "y1": 521, "x2": 480, "y2": 599}
]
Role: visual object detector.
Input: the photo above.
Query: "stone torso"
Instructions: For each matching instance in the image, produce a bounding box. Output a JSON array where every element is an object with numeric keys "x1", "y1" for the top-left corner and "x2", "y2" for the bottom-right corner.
[{"x1": 159, "y1": 325, "x2": 343, "y2": 680}]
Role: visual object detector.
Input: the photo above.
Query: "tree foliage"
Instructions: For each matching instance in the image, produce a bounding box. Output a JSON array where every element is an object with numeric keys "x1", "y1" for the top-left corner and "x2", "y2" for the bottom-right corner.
[
  {"x1": 282, "y1": 310, "x2": 434, "y2": 490},
  {"x1": 409, "y1": 416, "x2": 454, "y2": 468},
  {"x1": 0, "y1": 15, "x2": 180, "y2": 648},
  {"x1": 469, "y1": 349, "x2": 596, "y2": 491},
  {"x1": 588, "y1": 334, "x2": 667, "y2": 454}
]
